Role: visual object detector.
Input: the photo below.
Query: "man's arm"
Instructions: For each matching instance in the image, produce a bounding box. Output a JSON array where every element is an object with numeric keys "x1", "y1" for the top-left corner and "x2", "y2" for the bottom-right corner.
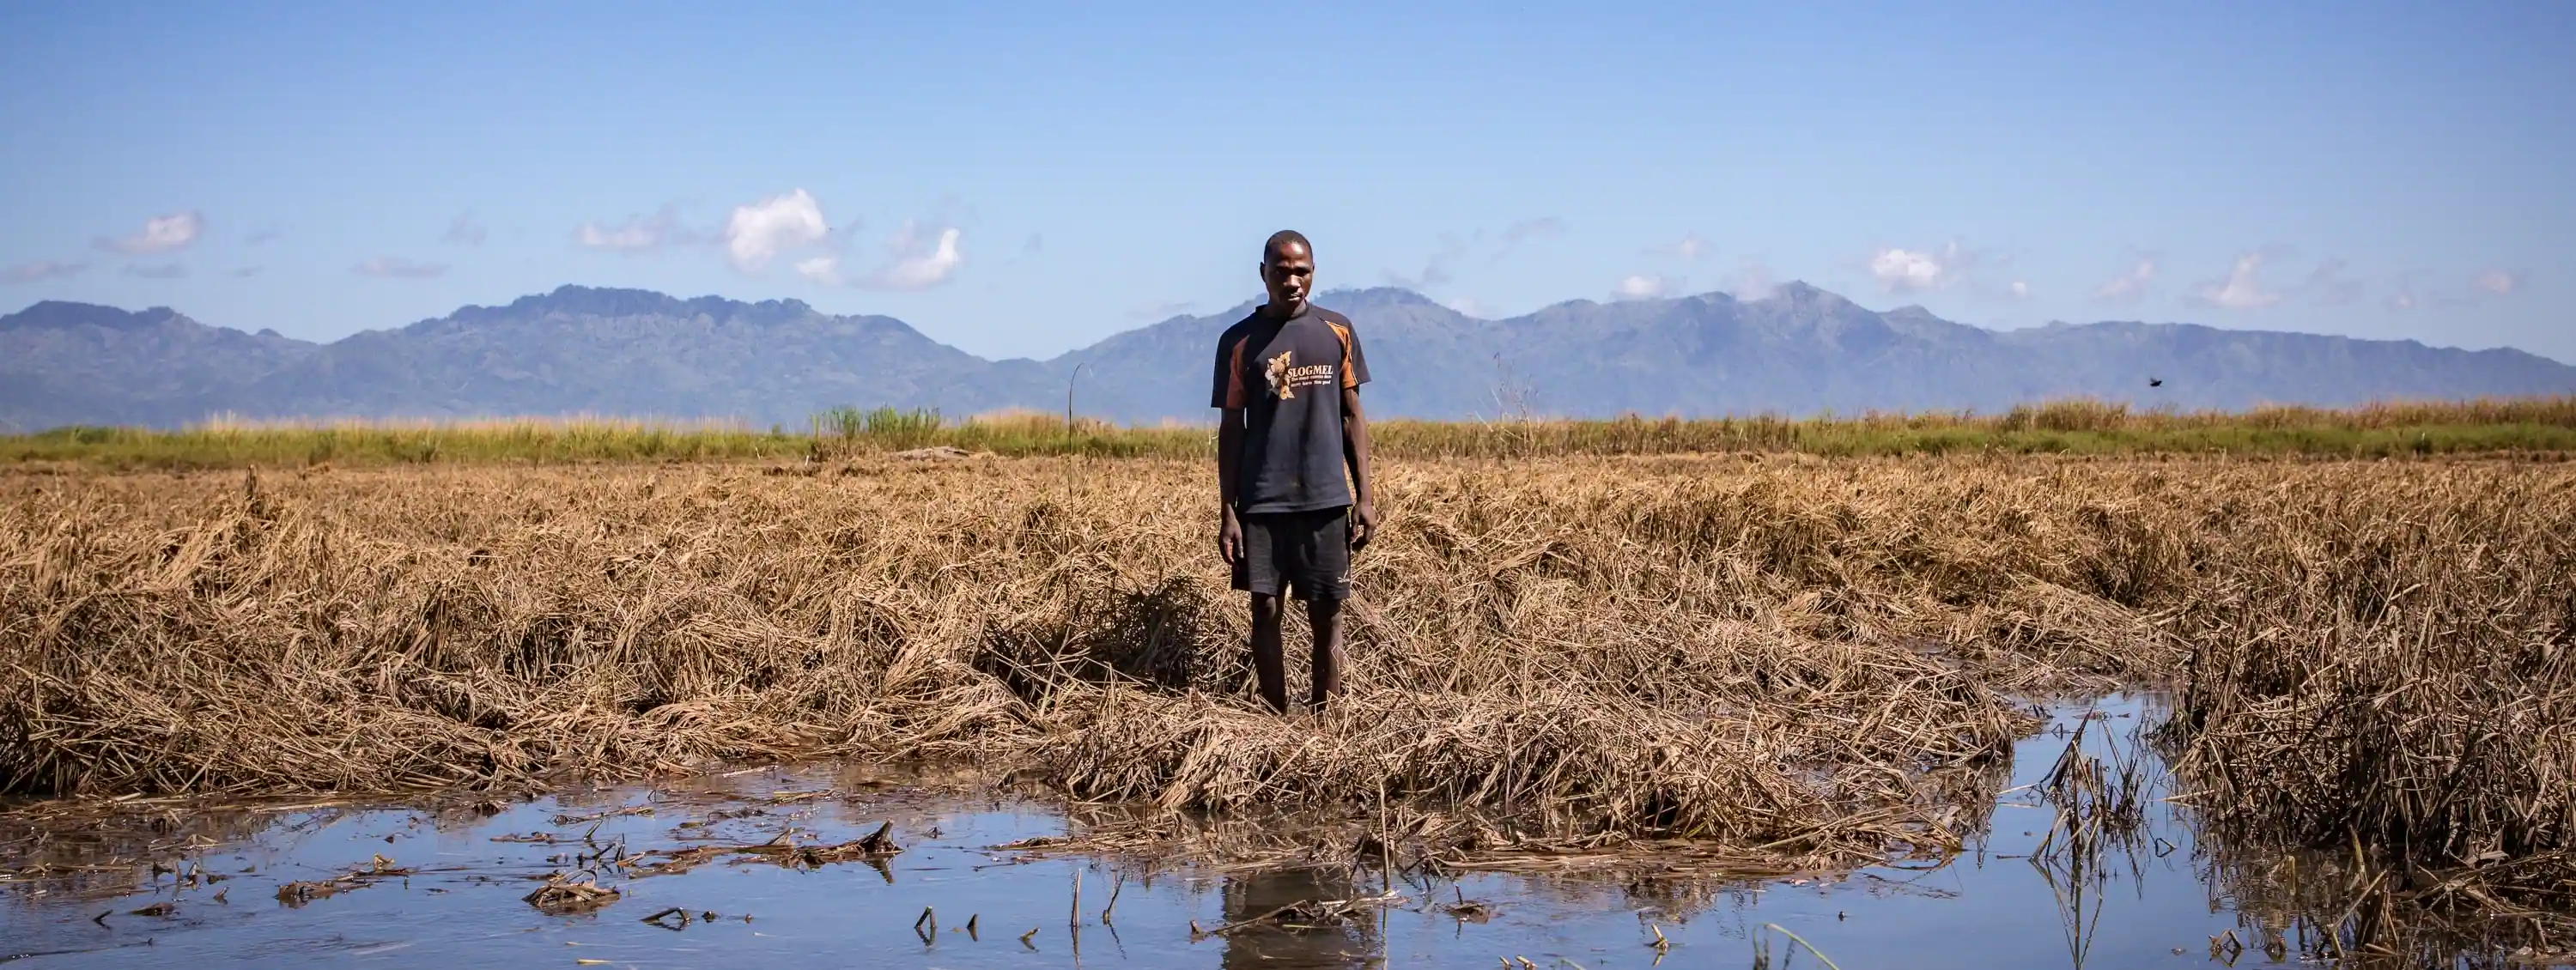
[
  {"x1": 1341, "y1": 385, "x2": 1376, "y2": 551},
  {"x1": 1218, "y1": 408, "x2": 1244, "y2": 563}
]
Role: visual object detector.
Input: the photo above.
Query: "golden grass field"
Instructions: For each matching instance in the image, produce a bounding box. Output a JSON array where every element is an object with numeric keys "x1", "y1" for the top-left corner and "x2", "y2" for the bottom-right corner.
[{"x1": 5, "y1": 442, "x2": 2572, "y2": 906}]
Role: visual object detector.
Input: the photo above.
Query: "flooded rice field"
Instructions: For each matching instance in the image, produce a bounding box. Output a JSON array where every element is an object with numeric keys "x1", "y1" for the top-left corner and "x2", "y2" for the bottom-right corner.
[{"x1": 0, "y1": 696, "x2": 2551, "y2": 969}]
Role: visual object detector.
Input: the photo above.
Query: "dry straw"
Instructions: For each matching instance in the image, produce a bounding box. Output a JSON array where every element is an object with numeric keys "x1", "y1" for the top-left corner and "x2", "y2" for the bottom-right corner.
[{"x1": 2, "y1": 452, "x2": 2571, "y2": 886}]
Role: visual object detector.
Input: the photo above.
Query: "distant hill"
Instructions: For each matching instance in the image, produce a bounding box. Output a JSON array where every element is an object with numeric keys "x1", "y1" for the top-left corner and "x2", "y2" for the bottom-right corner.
[
  {"x1": 0, "y1": 301, "x2": 318, "y2": 431},
  {"x1": 7, "y1": 282, "x2": 2573, "y2": 431},
  {"x1": 2, "y1": 287, "x2": 1055, "y2": 431},
  {"x1": 1048, "y1": 283, "x2": 2576, "y2": 421}
]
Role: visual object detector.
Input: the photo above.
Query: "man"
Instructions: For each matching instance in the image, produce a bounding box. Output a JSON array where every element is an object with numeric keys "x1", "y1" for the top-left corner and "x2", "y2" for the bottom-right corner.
[{"x1": 1212, "y1": 229, "x2": 1376, "y2": 714}]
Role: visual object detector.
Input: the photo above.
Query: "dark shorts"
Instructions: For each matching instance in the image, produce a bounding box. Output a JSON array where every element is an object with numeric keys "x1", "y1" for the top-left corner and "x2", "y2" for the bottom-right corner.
[{"x1": 1231, "y1": 506, "x2": 1351, "y2": 602}]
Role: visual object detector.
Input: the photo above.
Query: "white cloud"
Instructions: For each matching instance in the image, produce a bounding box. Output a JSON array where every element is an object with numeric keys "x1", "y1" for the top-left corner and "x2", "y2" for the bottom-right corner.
[
  {"x1": 798, "y1": 221, "x2": 969, "y2": 291},
  {"x1": 122, "y1": 263, "x2": 187, "y2": 279},
  {"x1": 2008, "y1": 280, "x2": 2032, "y2": 299},
  {"x1": 793, "y1": 254, "x2": 845, "y2": 287},
  {"x1": 1379, "y1": 218, "x2": 1568, "y2": 287},
  {"x1": 1659, "y1": 233, "x2": 1708, "y2": 261},
  {"x1": 2, "y1": 260, "x2": 86, "y2": 282},
  {"x1": 1383, "y1": 232, "x2": 1467, "y2": 289},
  {"x1": 1867, "y1": 242, "x2": 1968, "y2": 293},
  {"x1": 443, "y1": 212, "x2": 488, "y2": 247},
  {"x1": 866, "y1": 221, "x2": 963, "y2": 290},
  {"x1": 1443, "y1": 296, "x2": 1493, "y2": 318},
  {"x1": 2092, "y1": 258, "x2": 2156, "y2": 301},
  {"x1": 2385, "y1": 290, "x2": 2417, "y2": 311},
  {"x1": 2302, "y1": 258, "x2": 2365, "y2": 306},
  {"x1": 1614, "y1": 274, "x2": 1671, "y2": 300},
  {"x1": 1723, "y1": 258, "x2": 1778, "y2": 302},
  {"x1": 2473, "y1": 269, "x2": 2524, "y2": 296},
  {"x1": 576, "y1": 205, "x2": 699, "y2": 254},
  {"x1": 352, "y1": 257, "x2": 447, "y2": 279},
  {"x1": 2188, "y1": 252, "x2": 2284, "y2": 310},
  {"x1": 581, "y1": 221, "x2": 660, "y2": 252},
  {"x1": 96, "y1": 211, "x2": 204, "y2": 255},
  {"x1": 1490, "y1": 216, "x2": 1565, "y2": 261},
  {"x1": 1392, "y1": 221, "x2": 1573, "y2": 288},
  {"x1": 723, "y1": 189, "x2": 829, "y2": 273}
]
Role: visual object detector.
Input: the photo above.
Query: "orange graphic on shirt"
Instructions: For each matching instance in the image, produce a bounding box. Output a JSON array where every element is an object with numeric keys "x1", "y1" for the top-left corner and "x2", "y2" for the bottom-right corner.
[
  {"x1": 1261, "y1": 350, "x2": 1337, "y2": 400},
  {"x1": 1264, "y1": 350, "x2": 1296, "y2": 399}
]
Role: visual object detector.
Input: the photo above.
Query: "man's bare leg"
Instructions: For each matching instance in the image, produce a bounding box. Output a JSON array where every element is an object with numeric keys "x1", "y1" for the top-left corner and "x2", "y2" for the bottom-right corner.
[
  {"x1": 1307, "y1": 596, "x2": 1344, "y2": 712},
  {"x1": 1249, "y1": 592, "x2": 1289, "y2": 713}
]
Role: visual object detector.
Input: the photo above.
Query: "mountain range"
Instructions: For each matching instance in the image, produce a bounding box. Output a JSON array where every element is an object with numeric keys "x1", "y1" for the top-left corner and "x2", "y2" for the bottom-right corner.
[{"x1": 6, "y1": 283, "x2": 2573, "y2": 431}]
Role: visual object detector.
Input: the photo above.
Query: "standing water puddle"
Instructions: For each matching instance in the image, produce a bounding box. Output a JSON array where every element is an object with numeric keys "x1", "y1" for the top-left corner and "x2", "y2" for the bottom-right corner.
[{"x1": 0, "y1": 695, "x2": 2525, "y2": 968}]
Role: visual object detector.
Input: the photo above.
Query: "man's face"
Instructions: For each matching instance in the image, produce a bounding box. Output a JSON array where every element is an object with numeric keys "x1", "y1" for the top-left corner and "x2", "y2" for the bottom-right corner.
[{"x1": 1261, "y1": 241, "x2": 1314, "y2": 312}]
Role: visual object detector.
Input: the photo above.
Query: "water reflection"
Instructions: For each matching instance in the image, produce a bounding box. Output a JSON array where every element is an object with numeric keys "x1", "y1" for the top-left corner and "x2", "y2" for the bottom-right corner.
[
  {"x1": 1216, "y1": 866, "x2": 1382, "y2": 969},
  {"x1": 9, "y1": 698, "x2": 2574, "y2": 968}
]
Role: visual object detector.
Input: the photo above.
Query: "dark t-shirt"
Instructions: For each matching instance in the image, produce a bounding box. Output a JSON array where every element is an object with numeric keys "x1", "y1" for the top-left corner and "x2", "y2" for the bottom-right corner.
[{"x1": 1211, "y1": 304, "x2": 1370, "y2": 515}]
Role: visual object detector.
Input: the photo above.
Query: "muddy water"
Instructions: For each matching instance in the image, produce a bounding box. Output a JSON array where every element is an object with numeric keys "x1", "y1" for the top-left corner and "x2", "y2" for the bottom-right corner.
[{"x1": 0, "y1": 697, "x2": 2413, "y2": 967}]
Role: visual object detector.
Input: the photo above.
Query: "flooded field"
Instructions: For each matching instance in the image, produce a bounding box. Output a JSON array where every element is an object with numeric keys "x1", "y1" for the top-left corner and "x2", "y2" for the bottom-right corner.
[
  {"x1": 11, "y1": 458, "x2": 2574, "y2": 966},
  {"x1": 5, "y1": 696, "x2": 2490, "y2": 970}
]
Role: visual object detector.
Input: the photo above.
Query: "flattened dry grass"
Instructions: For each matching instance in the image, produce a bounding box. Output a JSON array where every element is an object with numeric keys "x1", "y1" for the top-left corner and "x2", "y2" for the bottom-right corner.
[
  {"x1": 0, "y1": 457, "x2": 2097, "y2": 859},
  {"x1": 2, "y1": 454, "x2": 2572, "y2": 881}
]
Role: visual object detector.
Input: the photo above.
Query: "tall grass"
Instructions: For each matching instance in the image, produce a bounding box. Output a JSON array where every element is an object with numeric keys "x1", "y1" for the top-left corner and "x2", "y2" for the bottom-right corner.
[
  {"x1": 5, "y1": 396, "x2": 2572, "y2": 469},
  {"x1": 10, "y1": 415, "x2": 811, "y2": 467}
]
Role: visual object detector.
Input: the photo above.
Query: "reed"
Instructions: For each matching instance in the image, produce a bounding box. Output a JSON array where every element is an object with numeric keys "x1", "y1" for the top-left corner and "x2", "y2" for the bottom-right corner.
[
  {"x1": 6, "y1": 396, "x2": 2573, "y2": 469},
  {"x1": 8, "y1": 452, "x2": 2569, "y2": 888}
]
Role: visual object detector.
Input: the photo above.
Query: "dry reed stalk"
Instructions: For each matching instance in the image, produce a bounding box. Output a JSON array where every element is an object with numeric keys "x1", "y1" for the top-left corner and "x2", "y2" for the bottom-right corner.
[
  {"x1": 2144, "y1": 458, "x2": 2576, "y2": 899},
  {"x1": 2, "y1": 454, "x2": 2567, "y2": 879}
]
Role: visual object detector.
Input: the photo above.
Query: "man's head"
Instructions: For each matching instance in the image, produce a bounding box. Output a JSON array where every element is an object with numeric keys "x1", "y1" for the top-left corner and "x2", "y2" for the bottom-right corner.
[{"x1": 1260, "y1": 229, "x2": 1313, "y2": 317}]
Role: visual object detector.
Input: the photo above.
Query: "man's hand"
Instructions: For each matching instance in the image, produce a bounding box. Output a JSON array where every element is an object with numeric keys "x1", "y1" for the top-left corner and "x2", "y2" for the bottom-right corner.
[
  {"x1": 1349, "y1": 500, "x2": 1376, "y2": 553},
  {"x1": 1219, "y1": 508, "x2": 1243, "y2": 565}
]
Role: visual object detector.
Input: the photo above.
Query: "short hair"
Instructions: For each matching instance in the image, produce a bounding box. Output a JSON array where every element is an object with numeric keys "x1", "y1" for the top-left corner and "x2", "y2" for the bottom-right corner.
[{"x1": 1262, "y1": 229, "x2": 1311, "y2": 264}]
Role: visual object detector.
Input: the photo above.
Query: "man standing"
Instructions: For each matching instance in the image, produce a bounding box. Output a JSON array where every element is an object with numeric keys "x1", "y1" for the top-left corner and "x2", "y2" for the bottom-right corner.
[{"x1": 1212, "y1": 230, "x2": 1376, "y2": 714}]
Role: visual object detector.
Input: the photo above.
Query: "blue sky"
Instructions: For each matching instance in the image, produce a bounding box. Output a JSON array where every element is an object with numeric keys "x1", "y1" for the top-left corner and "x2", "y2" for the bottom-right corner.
[{"x1": 3, "y1": 1, "x2": 2568, "y2": 361}]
